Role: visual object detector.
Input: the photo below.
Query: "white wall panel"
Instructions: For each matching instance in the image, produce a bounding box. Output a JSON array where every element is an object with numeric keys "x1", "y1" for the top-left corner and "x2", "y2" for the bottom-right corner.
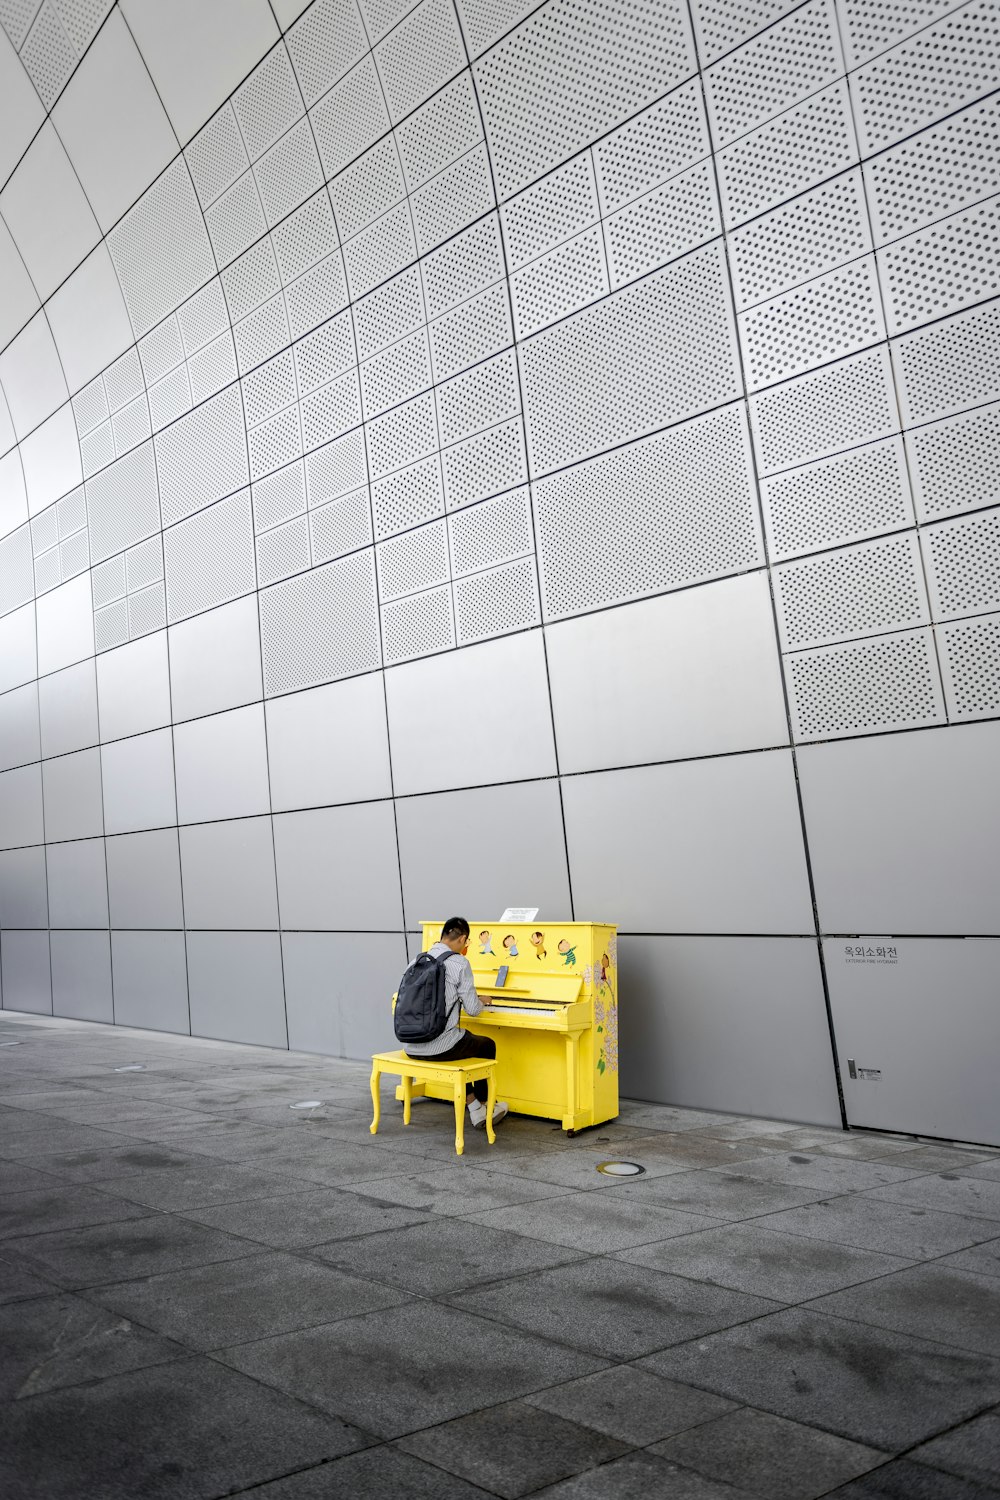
[
  {"x1": 35, "y1": 571, "x2": 93, "y2": 676},
  {"x1": 0, "y1": 123, "x2": 100, "y2": 302},
  {"x1": 46, "y1": 838, "x2": 109, "y2": 928},
  {"x1": 106, "y1": 828, "x2": 183, "y2": 927},
  {"x1": 385, "y1": 628, "x2": 556, "y2": 795},
  {"x1": 180, "y1": 817, "x2": 278, "y2": 930},
  {"x1": 0, "y1": 930, "x2": 51, "y2": 1014},
  {"x1": 547, "y1": 574, "x2": 787, "y2": 774},
  {"x1": 0, "y1": 29, "x2": 44, "y2": 185},
  {"x1": 798, "y1": 722, "x2": 1000, "y2": 936},
  {"x1": 38, "y1": 659, "x2": 98, "y2": 758},
  {"x1": 0, "y1": 845, "x2": 48, "y2": 926},
  {"x1": 0, "y1": 761, "x2": 43, "y2": 848},
  {"x1": 620, "y1": 935, "x2": 840, "y2": 1125},
  {"x1": 266, "y1": 672, "x2": 392, "y2": 813},
  {"x1": 0, "y1": 680, "x2": 39, "y2": 772},
  {"x1": 173, "y1": 703, "x2": 270, "y2": 824},
  {"x1": 0, "y1": 313, "x2": 69, "y2": 440},
  {"x1": 0, "y1": 217, "x2": 40, "y2": 353},
  {"x1": 0, "y1": 451, "x2": 29, "y2": 542},
  {"x1": 0, "y1": 602, "x2": 36, "y2": 695},
  {"x1": 46, "y1": 246, "x2": 133, "y2": 396},
  {"x1": 112, "y1": 930, "x2": 190, "y2": 1033},
  {"x1": 41, "y1": 746, "x2": 104, "y2": 842},
  {"x1": 273, "y1": 801, "x2": 402, "y2": 930},
  {"x1": 826, "y1": 938, "x2": 1000, "y2": 1147},
  {"x1": 395, "y1": 777, "x2": 572, "y2": 929},
  {"x1": 97, "y1": 632, "x2": 171, "y2": 743},
  {"x1": 51, "y1": 930, "x2": 113, "y2": 1022},
  {"x1": 563, "y1": 752, "x2": 814, "y2": 935},
  {"x1": 187, "y1": 930, "x2": 286, "y2": 1048},
  {"x1": 101, "y1": 728, "x2": 176, "y2": 835},
  {"x1": 282, "y1": 930, "x2": 407, "y2": 1058},
  {"x1": 168, "y1": 596, "x2": 263, "y2": 723}
]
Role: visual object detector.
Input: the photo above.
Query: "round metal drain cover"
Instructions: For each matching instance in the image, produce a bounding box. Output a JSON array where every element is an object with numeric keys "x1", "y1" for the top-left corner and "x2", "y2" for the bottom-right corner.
[
  {"x1": 289, "y1": 1100, "x2": 323, "y2": 1110},
  {"x1": 596, "y1": 1160, "x2": 645, "y2": 1177},
  {"x1": 114, "y1": 1064, "x2": 146, "y2": 1072}
]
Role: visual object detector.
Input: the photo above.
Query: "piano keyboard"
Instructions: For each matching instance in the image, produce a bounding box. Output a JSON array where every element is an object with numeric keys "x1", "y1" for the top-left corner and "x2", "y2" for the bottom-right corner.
[{"x1": 484, "y1": 1004, "x2": 556, "y2": 1016}]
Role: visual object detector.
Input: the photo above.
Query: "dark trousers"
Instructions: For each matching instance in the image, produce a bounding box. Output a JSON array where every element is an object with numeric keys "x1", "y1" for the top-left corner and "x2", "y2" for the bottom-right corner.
[{"x1": 413, "y1": 1032, "x2": 496, "y2": 1103}]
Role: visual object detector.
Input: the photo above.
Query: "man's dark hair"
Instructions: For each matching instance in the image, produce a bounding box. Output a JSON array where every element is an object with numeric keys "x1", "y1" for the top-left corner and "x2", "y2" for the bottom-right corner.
[{"x1": 441, "y1": 917, "x2": 470, "y2": 940}]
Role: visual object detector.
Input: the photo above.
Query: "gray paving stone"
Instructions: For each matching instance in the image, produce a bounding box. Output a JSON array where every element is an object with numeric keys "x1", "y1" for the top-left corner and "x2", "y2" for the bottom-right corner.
[
  {"x1": 752, "y1": 1196, "x2": 999, "y2": 1260},
  {"x1": 0, "y1": 1159, "x2": 62, "y2": 1194},
  {"x1": 215, "y1": 1298, "x2": 606, "y2": 1439},
  {"x1": 96, "y1": 1161, "x2": 311, "y2": 1212},
  {"x1": 601, "y1": 1132, "x2": 784, "y2": 1171},
  {"x1": 523, "y1": 1365, "x2": 738, "y2": 1446},
  {"x1": 0, "y1": 1121, "x2": 131, "y2": 1158},
  {"x1": 651, "y1": 1407, "x2": 887, "y2": 1499},
  {"x1": 720, "y1": 1154, "x2": 930, "y2": 1191},
  {"x1": 4, "y1": 1212, "x2": 259, "y2": 1289},
  {"x1": 313, "y1": 1214, "x2": 584, "y2": 1295},
  {"x1": 347, "y1": 1164, "x2": 573, "y2": 1215},
  {"x1": 956, "y1": 1160, "x2": 1000, "y2": 1183},
  {"x1": 809, "y1": 1265, "x2": 1000, "y2": 1358},
  {"x1": 463, "y1": 1190, "x2": 720, "y2": 1252},
  {"x1": 940, "y1": 1241, "x2": 1000, "y2": 1280},
  {"x1": 13, "y1": 1144, "x2": 206, "y2": 1183},
  {"x1": 909, "y1": 1410, "x2": 1000, "y2": 1490},
  {"x1": 398, "y1": 1398, "x2": 628, "y2": 1497},
  {"x1": 462, "y1": 1146, "x2": 694, "y2": 1193},
  {"x1": 180, "y1": 1185, "x2": 432, "y2": 1248},
  {"x1": 447, "y1": 1256, "x2": 780, "y2": 1361},
  {"x1": 0, "y1": 1290, "x2": 185, "y2": 1399},
  {"x1": 227, "y1": 1445, "x2": 497, "y2": 1497},
  {"x1": 0, "y1": 1354, "x2": 368, "y2": 1500},
  {"x1": 631, "y1": 1169, "x2": 839, "y2": 1221},
  {"x1": 869, "y1": 1147, "x2": 1000, "y2": 1173},
  {"x1": 0, "y1": 1250, "x2": 56, "y2": 1303},
  {"x1": 528, "y1": 1448, "x2": 758, "y2": 1498},
  {"x1": 863, "y1": 1176, "x2": 1000, "y2": 1222},
  {"x1": 0, "y1": 1183, "x2": 153, "y2": 1241},
  {"x1": 620, "y1": 1222, "x2": 912, "y2": 1303},
  {"x1": 88, "y1": 1248, "x2": 411, "y2": 1350},
  {"x1": 820, "y1": 1456, "x2": 1000, "y2": 1497},
  {"x1": 641, "y1": 1307, "x2": 1000, "y2": 1450}
]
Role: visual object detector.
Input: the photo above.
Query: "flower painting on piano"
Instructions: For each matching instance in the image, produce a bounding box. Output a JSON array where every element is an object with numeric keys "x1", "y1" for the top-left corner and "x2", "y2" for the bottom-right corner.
[{"x1": 587, "y1": 935, "x2": 618, "y2": 1076}]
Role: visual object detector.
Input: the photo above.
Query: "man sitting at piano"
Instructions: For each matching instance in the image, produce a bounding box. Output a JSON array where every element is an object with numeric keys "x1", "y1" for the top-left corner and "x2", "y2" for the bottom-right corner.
[{"x1": 403, "y1": 917, "x2": 509, "y2": 1130}]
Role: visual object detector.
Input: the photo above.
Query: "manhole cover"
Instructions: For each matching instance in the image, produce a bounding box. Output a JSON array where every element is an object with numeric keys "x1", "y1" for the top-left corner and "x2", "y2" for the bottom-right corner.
[
  {"x1": 289, "y1": 1100, "x2": 323, "y2": 1110},
  {"x1": 114, "y1": 1064, "x2": 146, "y2": 1072},
  {"x1": 596, "y1": 1161, "x2": 645, "y2": 1177}
]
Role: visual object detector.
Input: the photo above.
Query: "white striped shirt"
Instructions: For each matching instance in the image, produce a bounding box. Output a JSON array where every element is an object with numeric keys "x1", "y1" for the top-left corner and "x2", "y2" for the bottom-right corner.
[{"x1": 403, "y1": 943, "x2": 488, "y2": 1056}]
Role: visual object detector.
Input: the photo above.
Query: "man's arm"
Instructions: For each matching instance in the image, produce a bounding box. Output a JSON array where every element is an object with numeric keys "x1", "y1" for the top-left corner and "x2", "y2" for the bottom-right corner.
[{"x1": 455, "y1": 954, "x2": 487, "y2": 1016}]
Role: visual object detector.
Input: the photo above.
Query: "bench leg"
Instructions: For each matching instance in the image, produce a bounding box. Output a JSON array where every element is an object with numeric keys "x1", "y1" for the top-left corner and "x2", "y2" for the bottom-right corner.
[
  {"x1": 453, "y1": 1080, "x2": 465, "y2": 1156},
  {"x1": 369, "y1": 1066, "x2": 381, "y2": 1135},
  {"x1": 485, "y1": 1070, "x2": 497, "y2": 1145},
  {"x1": 402, "y1": 1073, "x2": 412, "y2": 1126}
]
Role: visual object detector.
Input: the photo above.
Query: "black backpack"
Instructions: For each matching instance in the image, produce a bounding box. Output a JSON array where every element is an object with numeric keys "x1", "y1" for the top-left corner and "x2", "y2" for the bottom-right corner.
[{"x1": 393, "y1": 949, "x2": 458, "y2": 1044}]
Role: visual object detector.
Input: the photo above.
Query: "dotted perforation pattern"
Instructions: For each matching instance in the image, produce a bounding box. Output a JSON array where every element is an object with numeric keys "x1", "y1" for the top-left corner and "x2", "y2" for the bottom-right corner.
[
  {"x1": 410, "y1": 141, "x2": 496, "y2": 257},
  {"x1": 154, "y1": 386, "x2": 251, "y2": 530},
  {"x1": 773, "y1": 531, "x2": 930, "y2": 652},
  {"x1": 727, "y1": 169, "x2": 871, "y2": 312},
  {"x1": 366, "y1": 391, "x2": 438, "y2": 481},
  {"x1": 163, "y1": 489, "x2": 256, "y2": 625},
  {"x1": 310, "y1": 487, "x2": 373, "y2": 563},
  {"x1": 739, "y1": 256, "x2": 886, "y2": 391},
  {"x1": 923, "y1": 506, "x2": 1000, "y2": 620},
  {"x1": 787, "y1": 627, "x2": 946, "y2": 739},
  {"x1": 840, "y1": 0, "x2": 960, "y2": 71},
  {"x1": 85, "y1": 442, "x2": 161, "y2": 566},
  {"x1": 761, "y1": 435, "x2": 914, "y2": 561},
  {"x1": 441, "y1": 416, "x2": 527, "y2": 511},
  {"x1": 939, "y1": 611, "x2": 1000, "y2": 720},
  {"x1": 749, "y1": 344, "x2": 898, "y2": 474},
  {"x1": 500, "y1": 153, "x2": 601, "y2": 273},
  {"x1": 305, "y1": 429, "x2": 368, "y2": 506},
  {"x1": 253, "y1": 461, "x2": 308, "y2": 534},
  {"x1": 510, "y1": 225, "x2": 608, "y2": 340},
  {"x1": 376, "y1": 517, "x2": 450, "y2": 600},
  {"x1": 108, "y1": 161, "x2": 216, "y2": 339},
  {"x1": 448, "y1": 484, "x2": 534, "y2": 575},
  {"x1": 592, "y1": 76, "x2": 710, "y2": 217},
  {"x1": 372, "y1": 453, "x2": 445, "y2": 539},
  {"x1": 878, "y1": 195, "x2": 1000, "y2": 337},
  {"x1": 454, "y1": 556, "x2": 540, "y2": 643},
  {"x1": 603, "y1": 157, "x2": 720, "y2": 291},
  {"x1": 691, "y1": 0, "x2": 803, "y2": 68},
  {"x1": 381, "y1": 581, "x2": 455, "y2": 664},
  {"x1": 256, "y1": 514, "x2": 312, "y2": 587},
  {"x1": 906, "y1": 401, "x2": 1000, "y2": 523},
  {"x1": 435, "y1": 349, "x2": 521, "y2": 447},
  {"x1": 373, "y1": 0, "x2": 466, "y2": 124},
  {"x1": 260, "y1": 548, "x2": 381, "y2": 694},
  {"x1": 892, "y1": 299, "x2": 1000, "y2": 428},
  {"x1": 0, "y1": 526, "x2": 34, "y2": 617}
]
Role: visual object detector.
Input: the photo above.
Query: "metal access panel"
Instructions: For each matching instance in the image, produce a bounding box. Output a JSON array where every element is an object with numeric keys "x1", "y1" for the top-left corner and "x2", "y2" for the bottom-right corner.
[{"x1": 825, "y1": 938, "x2": 1000, "y2": 1147}]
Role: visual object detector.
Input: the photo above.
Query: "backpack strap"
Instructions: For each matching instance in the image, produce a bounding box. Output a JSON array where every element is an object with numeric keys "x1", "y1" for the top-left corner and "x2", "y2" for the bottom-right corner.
[{"x1": 435, "y1": 947, "x2": 463, "y2": 1031}]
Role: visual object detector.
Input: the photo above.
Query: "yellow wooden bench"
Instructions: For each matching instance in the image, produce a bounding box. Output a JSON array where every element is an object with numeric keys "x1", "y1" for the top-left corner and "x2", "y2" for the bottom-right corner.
[{"x1": 369, "y1": 1049, "x2": 497, "y2": 1156}]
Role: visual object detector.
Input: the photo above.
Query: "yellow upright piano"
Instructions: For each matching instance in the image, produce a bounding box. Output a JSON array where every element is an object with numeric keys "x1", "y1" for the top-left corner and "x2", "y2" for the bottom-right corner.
[{"x1": 416, "y1": 919, "x2": 619, "y2": 1135}]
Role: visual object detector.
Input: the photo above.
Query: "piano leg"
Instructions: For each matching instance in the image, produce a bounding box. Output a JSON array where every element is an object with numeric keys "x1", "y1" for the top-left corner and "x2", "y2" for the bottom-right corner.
[
  {"x1": 453, "y1": 1083, "x2": 466, "y2": 1156},
  {"x1": 564, "y1": 1035, "x2": 578, "y2": 1134},
  {"x1": 369, "y1": 1064, "x2": 381, "y2": 1136},
  {"x1": 402, "y1": 1073, "x2": 413, "y2": 1126}
]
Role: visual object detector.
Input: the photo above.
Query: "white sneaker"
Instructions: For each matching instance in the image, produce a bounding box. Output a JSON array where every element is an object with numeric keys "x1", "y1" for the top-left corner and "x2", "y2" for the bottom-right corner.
[{"x1": 468, "y1": 1099, "x2": 508, "y2": 1128}]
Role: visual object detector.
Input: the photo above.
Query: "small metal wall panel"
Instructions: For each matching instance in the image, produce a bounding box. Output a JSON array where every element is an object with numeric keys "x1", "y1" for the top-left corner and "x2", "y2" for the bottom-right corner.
[
  {"x1": 282, "y1": 930, "x2": 409, "y2": 1059},
  {"x1": 892, "y1": 300, "x2": 1000, "y2": 429},
  {"x1": 186, "y1": 931, "x2": 287, "y2": 1049},
  {"x1": 825, "y1": 938, "x2": 1000, "y2": 1147},
  {"x1": 100, "y1": 729, "x2": 177, "y2": 836},
  {"x1": 395, "y1": 778, "x2": 572, "y2": 930},
  {"x1": 761, "y1": 438, "x2": 914, "y2": 561},
  {"x1": 272, "y1": 802, "x2": 404, "y2": 930},
  {"x1": 939, "y1": 613, "x2": 1000, "y2": 724},
  {"x1": 797, "y1": 720, "x2": 1000, "y2": 936},
  {"x1": 42, "y1": 746, "x2": 104, "y2": 842},
  {"x1": 265, "y1": 673, "x2": 393, "y2": 813},
  {"x1": 111, "y1": 931, "x2": 190, "y2": 1034},
  {"x1": 562, "y1": 751, "x2": 816, "y2": 936},
  {"x1": 749, "y1": 345, "x2": 897, "y2": 477},
  {"x1": 0, "y1": 846, "x2": 48, "y2": 927},
  {"x1": 172, "y1": 704, "x2": 271, "y2": 825},
  {"x1": 906, "y1": 402, "x2": 1000, "y2": 525},
  {"x1": 0, "y1": 762, "x2": 43, "y2": 849},
  {"x1": 180, "y1": 817, "x2": 279, "y2": 931},
  {"x1": 384, "y1": 628, "x2": 557, "y2": 796},
  {"x1": 105, "y1": 829, "x2": 184, "y2": 929},
  {"x1": 35, "y1": 573, "x2": 93, "y2": 677},
  {"x1": 0, "y1": 930, "x2": 52, "y2": 1014},
  {"x1": 50, "y1": 929, "x2": 113, "y2": 1022},
  {"x1": 0, "y1": 680, "x2": 40, "y2": 771},
  {"x1": 168, "y1": 596, "x2": 263, "y2": 724},
  {"x1": 620, "y1": 935, "x2": 841, "y2": 1126},
  {"x1": 96, "y1": 633, "x2": 171, "y2": 743},
  {"x1": 0, "y1": 603, "x2": 36, "y2": 696},
  {"x1": 546, "y1": 572, "x2": 788, "y2": 774},
  {"x1": 46, "y1": 839, "x2": 109, "y2": 928}
]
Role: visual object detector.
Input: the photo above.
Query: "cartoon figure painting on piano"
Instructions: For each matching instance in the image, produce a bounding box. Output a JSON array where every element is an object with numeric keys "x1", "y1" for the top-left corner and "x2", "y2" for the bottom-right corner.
[
  {"x1": 557, "y1": 938, "x2": 577, "y2": 966},
  {"x1": 502, "y1": 934, "x2": 519, "y2": 957},
  {"x1": 529, "y1": 930, "x2": 546, "y2": 959},
  {"x1": 587, "y1": 936, "x2": 618, "y2": 1075},
  {"x1": 479, "y1": 930, "x2": 494, "y2": 955}
]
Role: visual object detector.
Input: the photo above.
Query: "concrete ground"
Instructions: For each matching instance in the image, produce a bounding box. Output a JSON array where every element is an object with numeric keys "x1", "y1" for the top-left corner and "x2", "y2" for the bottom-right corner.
[{"x1": 1, "y1": 1013, "x2": 999, "y2": 1500}]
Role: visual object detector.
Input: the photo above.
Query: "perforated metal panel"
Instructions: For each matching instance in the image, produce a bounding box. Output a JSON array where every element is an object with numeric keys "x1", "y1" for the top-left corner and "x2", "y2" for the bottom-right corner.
[
  {"x1": 521, "y1": 241, "x2": 740, "y2": 476},
  {"x1": 728, "y1": 170, "x2": 871, "y2": 311},
  {"x1": 257, "y1": 513, "x2": 311, "y2": 586},
  {"x1": 205, "y1": 172, "x2": 268, "y2": 270},
  {"x1": 300, "y1": 372, "x2": 359, "y2": 453},
  {"x1": 286, "y1": 0, "x2": 368, "y2": 109},
  {"x1": 740, "y1": 257, "x2": 885, "y2": 392},
  {"x1": 127, "y1": 581, "x2": 166, "y2": 639},
  {"x1": 285, "y1": 252, "x2": 351, "y2": 339},
  {"x1": 879, "y1": 197, "x2": 1000, "y2": 338},
  {"x1": 305, "y1": 429, "x2": 367, "y2": 505},
  {"x1": 111, "y1": 397, "x2": 152, "y2": 458},
  {"x1": 294, "y1": 309, "x2": 355, "y2": 393},
  {"x1": 108, "y1": 161, "x2": 216, "y2": 338},
  {"x1": 502, "y1": 153, "x2": 599, "y2": 270},
  {"x1": 691, "y1": 0, "x2": 800, "y2": 67},
  {"x1": 411, "y1": 142, "x2": 495, "y2": 256},
  {"x1": 381, "y1": 582, "x2": 453, "y2": 664},
  {"x1": 0, "y1": 525, "x2": 33, "y2": 616},
  {"x1": 893, "y1": 300, "x2": 1000, "y2": 427},
  {"x1": 249, "y1": 404, "x2": 303, "y2": 481},
  {"x1": 749, "y1": 345, "x2": 897, "y2": 474},
  {"x1": 372, "y1": 454, "x2": 444, "y2": 539},
  {"x1": 442, "y1": 418, "x2": 526, "y2": 510},
  {"x1": 104, "y1": 348, "x2": 144, "y2": 415},
  {"x1": 254, "y1": 119, "x2": 324, "y2": 228},
  {"x1": 92, "y1": 555, "x2": 125, "y2": 608},
  {"x1": 374, "y1": 0, "x2": 465, "y2": 122},
  {"x1": 178, "y1": 280, "x2": 229, "y2": 357},
  {"x1": 788, "y1": 627, "x2": 945, "y2": 740},
  {"x1": 309, "y1": 487, "x2": 373, "y2": 562},
  {"x1": 774, "y1": 532, "x2": 928, "y2": 651},
  {"x1": 94, "y1": 597, "x2": 128, "y2": 653},
  {"x1": 396, "y1": 70, "x2": 482, "y2": 191},
  {"x1": 310, "y1": 55, "x2": 388, "y2": 178},
  {"x1": 253, "y1": 461, "x2": 307, "y2": 533},
  {"x1": 376, "y1": 518, "x2": 449, "y2": 600},
  {"x1": 939, "y1": 612, "x2": 1000, "y2": 722},
  {"x1": 421, "y1": 214, "x2": 505, "y2": 320},
  {"x1": 260, "y1": 548, "x2": 380, "y2": 694},
  {"x1": 187, "y1": 334, "x2": 239, "y2": 405},
  {"x1": 125, "y1": 535, "x2": 163, "y2": 593},
  {"x1": 154, "y1": 387, "x2": 250, "y2": 529},
  {"x1": 271, "y1": 191, "x2": 339, "y2": 286},
  {"x1": 851, "y1": 0, "x2": 1000, "y2": 157},
  {"x1": 81, "y1": 424, "x2": 115, "y2": 478},
  {"x1": 923, "y1": 507, "x2": 1000, "y2": 623},
  {"x1": 474, "y1": 0, "x2": 696, "y2": 199},
  {"x1": 138, "y1": 317, "x2": 185, "y2": 388},
  {"x1": 342, "y1": 202, "x2": 417, "y2": 300},
  {"x1": 359, "y1": 330, "x2": 431, "y2": 418},
  {"x1": 85, "y1": 443, "x2": 160, "y2": 564},
  {"x1": 762, "y1": 436, "x2": 913, "y2": 561},
  {"x1": 223, "y1": 239, "x2": 281, "y2": 323},
  {"x1": 366, "y1": 392, "x2": 436, "y2": 480},
  {"x1": 866, "y1": 94, "x2": 1000, "y2": 247},
  {"x1": 21, "y1": 2, "x2": 75, "y2": 107},
  {"x1": 186, "y1": 106, "x2": 249, "y2": 209},
  {"x1": 428, "y1": 281, "x2": 512, "y2": 383},
  {"x1": 906, "y1": 402, "x2": 1000, "y2": 523},
  {"x1": 453, "y1": 556, "x2": 539, "y2": 643},
  {"x1": 716, "y1": 80, "x2": 855, "y2": 229},
  {"x1": 164, "y1": 489, "x2": 256, "y2": 624},
  {"x1": 448, "y1": 485, "x2": 533, "y2": 575},
  {"x1": 234, "y1": 293, "x2": 291, "y2": 375},
  {"x1": 593, "y1": 77, "x2": 709, "y2": 216},
  {"x1": 704, "y1": 0, "x2": 842, "y2": 150},
  {"x1": 242, "y1": 350, "x2": 298, "y2": 427},
  {"x1": 604, "y1": 158, "x2": 719, "y2": 291},
  {"x1": 72, "y1": 378, "x2": 108, "y2": 438},
  {"x1": 510, "y1": 226, "x2": 606, "y2": 339},
  {"x1": 535, "y1": 406, "x2": 763, "y2": 620},
  {"x1": 233, "y1": 43, "x2": 302, "y2": 163},
  {"x1": 435, "y1": 349, "x2": 519, "y2": 446},
  {"x1": 839, "y1": 0, "x2": 958, "y2": 69}
]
